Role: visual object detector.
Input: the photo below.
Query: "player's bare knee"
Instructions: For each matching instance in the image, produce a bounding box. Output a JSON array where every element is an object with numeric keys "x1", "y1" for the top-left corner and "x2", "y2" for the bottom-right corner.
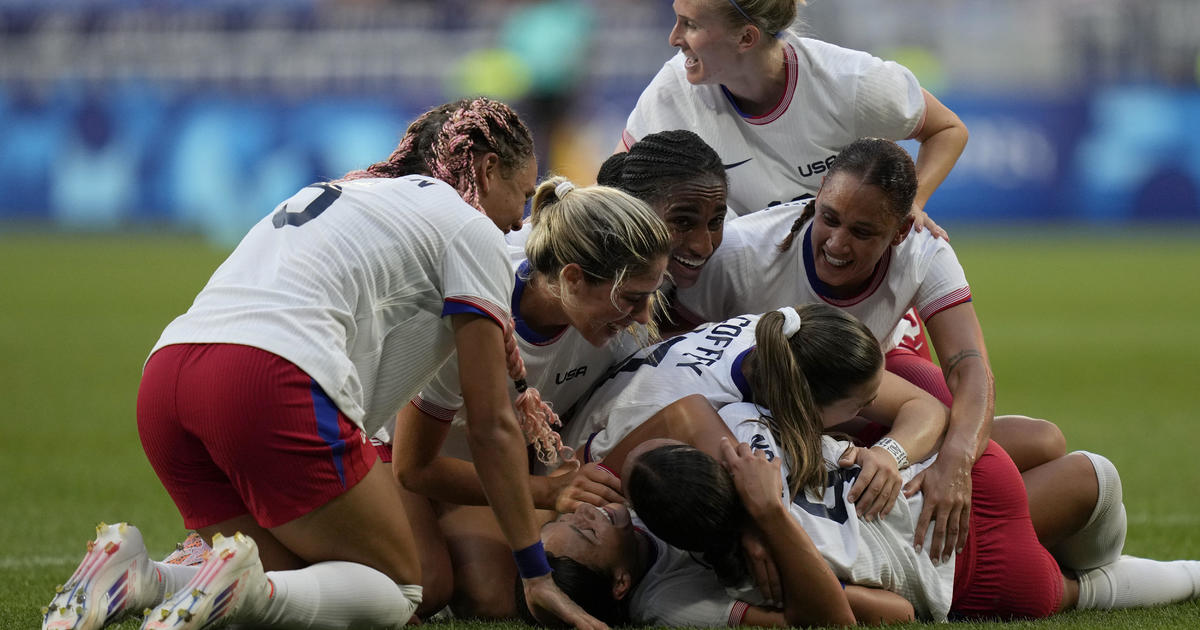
[{"x1": 993, "y1": 414, "x2": 1067, "y2": 470}]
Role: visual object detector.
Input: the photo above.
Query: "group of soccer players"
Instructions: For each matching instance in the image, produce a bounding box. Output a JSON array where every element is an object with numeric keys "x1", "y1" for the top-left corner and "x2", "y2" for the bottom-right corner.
[{"x1": 42, "y1": 2, "x2": 1200, "y2": 629}]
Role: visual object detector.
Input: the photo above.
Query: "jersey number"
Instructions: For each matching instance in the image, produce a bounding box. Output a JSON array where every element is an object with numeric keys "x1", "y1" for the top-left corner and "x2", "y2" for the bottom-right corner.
[
  {"x1": 272, "y1": 183, "x2": 343, "y2": 228},
  {"x1": 792, "y1": 467, "x2": 862, "y2": 525}
]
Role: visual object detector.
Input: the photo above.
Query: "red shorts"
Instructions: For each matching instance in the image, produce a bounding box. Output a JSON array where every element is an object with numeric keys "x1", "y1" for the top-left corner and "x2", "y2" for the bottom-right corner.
[
  {"x1": 950, "y1": 441, "x2": 1063, "y2": 619},
  {"x1": 137, "y1": 343, "x2": 376, "y2": 529},
  {"x1": 884, "y1": 349, "x2": 952, "y2": 407}
]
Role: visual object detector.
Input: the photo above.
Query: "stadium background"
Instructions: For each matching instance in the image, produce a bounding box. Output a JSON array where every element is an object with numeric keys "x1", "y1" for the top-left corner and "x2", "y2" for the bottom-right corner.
[{"x1": 2, "y1": 1, "x2": 1199, "y2": 628}]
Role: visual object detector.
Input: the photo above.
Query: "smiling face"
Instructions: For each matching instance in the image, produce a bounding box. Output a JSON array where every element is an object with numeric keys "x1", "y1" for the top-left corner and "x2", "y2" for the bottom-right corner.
[
  {"x1": 478, "y1": 156, "x2": 538, "y2": 233},
  {"x1": 669, "y1": 0, "x2": 744, "y2": 86},
  {"x1": 816, "y1": 363, "x2": 884, "y2": 427},
  {"x1": 563, "y1": 257, "x2": 668, "y2": 347},
  {"x1": 656, "y1": 175, "x2": 727, "y2": 288},
  {"x1": 541, "y1": 502, "x2": 639, "y2": 575},
  {"x1": 809, "y1": 172, "x2": 913, "y2": 297}
]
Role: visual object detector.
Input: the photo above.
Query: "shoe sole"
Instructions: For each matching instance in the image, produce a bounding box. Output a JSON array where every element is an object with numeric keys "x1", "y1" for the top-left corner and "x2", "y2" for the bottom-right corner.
[{"x1": 42, "y1": 522, "x2": 152, "y2": 630}]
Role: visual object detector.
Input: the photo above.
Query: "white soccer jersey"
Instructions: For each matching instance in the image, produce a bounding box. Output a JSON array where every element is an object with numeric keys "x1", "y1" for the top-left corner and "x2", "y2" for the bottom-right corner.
[
  {"x1": 151, "y1": 176, "x2": 513, "y2": 436},
  {"x1": 623, "y1": 32, "x2": 925, "y2": 215},
  {"x1": 675, "y1": 202, "x2": 970, "y2": 351},
  {"x1": 719, "y1": 402, "x2": 954, "y2": 622},
  {"x1": 561, "y1": 314, "x2": 762, "y2": 461},
  {"x1": 401, "y1": 256, "x2": 645, "y2": 460},
  {"x1": 627, "y1": 513, "x2": 765, "y2": 627}
]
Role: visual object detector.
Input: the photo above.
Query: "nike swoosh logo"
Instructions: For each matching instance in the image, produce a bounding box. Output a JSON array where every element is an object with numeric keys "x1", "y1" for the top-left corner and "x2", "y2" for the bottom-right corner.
[{"x1": 723, "y1": 158, "x2": 752, "y2": 169}]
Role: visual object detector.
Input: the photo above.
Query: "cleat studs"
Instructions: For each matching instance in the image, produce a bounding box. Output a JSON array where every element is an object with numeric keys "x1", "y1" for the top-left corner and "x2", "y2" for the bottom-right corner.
[
  {"x1": 55, "y1": 584, "x2": 64, "y2": 593},
  {"x1": 159, "y1": 608, "x2": 171, "y2": 620},
  {"x1": 85, "y1": 541, "x2": 96, "y2": 552},
  {"x1": 104, "y1": 541, "x2": 118, "y2": 554},
  {"x1": 76, "y1": 592, "x2": 85, "y2": 604},
  {"x1": 163, "y1": 591, "x2": 173, "y2": 600},
  {"x1": 211, "y1": 533, "x2": 225, "y2": 544},
  {"x1": 143, "y1": 608, "x2": 152, "y2": 617},
  {"x1": 179, "y1": 610, "x2": 193, "y2": 622},
  {"x1": 75, "y1": 605, "x2": 84, "y2": 615},
  {"x1": 41, "y1": 606, "x2": 49, "y2": 615}
]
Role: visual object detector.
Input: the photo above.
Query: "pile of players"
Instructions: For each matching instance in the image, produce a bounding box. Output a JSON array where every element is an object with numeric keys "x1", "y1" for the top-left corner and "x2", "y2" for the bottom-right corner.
[{"x1": 42, "y1": 2, "x2": 1200, "y2": 629}]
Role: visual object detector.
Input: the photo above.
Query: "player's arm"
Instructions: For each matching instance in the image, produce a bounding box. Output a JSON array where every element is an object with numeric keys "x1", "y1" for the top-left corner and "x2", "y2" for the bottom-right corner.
[
  {"x1": 904, "y1": 301, "x2": 992, "y2": 562},
  {"x1": 857, "y1": 370, "x2": 948, "y2": 464},
  {"x1": 600, "y1": 394, "x2": 738, "y2": 477},
  {"x1": 739, "y1": 585, "x2": 914, "y2": 627},
  {"x1": 452, "y1": 313, "x2": 607, "y2": 630},
  {"x1": 909, "y1": 89, "x2": 968, "y2": 239},
  {"x1": 845, "y1": 585, "x2": 916, "y2": 624},
  {"x1": 393, "y1": 404, "x2": 601, "y2": 510},
  {"x1": 842, "y1": 372, "x2": 947, "y2": 520},
  {"x1": 722, "y1": 439, "x2": 856, "y2": 627}
]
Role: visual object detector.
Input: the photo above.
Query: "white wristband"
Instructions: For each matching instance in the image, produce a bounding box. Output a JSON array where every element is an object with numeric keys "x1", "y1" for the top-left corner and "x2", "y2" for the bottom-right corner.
[{"x1": 873, "y1": 437, "x2": 909, "y2": 470}]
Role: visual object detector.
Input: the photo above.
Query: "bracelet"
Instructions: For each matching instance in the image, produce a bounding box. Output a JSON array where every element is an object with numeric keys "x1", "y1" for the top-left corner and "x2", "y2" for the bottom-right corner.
[
  {"x1": 873, "y1": 437, "x2": 910, "y2": 470},
  {"x1": 513, "y1": 540, "x2": 552, "y2": 579}
]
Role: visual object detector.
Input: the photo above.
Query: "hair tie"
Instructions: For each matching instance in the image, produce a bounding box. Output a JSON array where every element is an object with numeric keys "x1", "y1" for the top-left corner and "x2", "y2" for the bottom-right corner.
[
  {"x1": 778, "y1": 307, "x2": 802, "y2": 337},
  {"x1": 555, "y1": 180, "x2": 575, "y2": 199}
]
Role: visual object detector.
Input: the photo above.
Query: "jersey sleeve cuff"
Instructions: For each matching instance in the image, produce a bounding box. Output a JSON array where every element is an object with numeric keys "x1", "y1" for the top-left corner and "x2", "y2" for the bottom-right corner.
[
  {"x1": 918, "y1": 287, "x2": 972, "y2": 321},
  {"x1": 728, "y1": 601, "x2": 750, "y2": 627},
  {"x1": 409, "y1": 398, "x2": 458, "y2": 423},
  {"x1": 443, "y1": 296, "x2": 508, "y2": 329},
  {"x1": 621, "y1": 128, "x2": 638, "y2": 151}
]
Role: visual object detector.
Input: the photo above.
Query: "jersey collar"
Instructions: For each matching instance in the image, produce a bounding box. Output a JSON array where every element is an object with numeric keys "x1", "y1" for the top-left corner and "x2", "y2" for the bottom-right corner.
[
  {"x1": 730, "y1": 347, "x2": 754, "y2": 401},
  {"x1": 720, "y1": 40, "x2": 797, "y2": 126},
  {"x1": 800, "y1": 221, "x2": 891, "y2": 306},
  {"x1": 512, "y1": 260, "x2": 568, "y2": 346}
]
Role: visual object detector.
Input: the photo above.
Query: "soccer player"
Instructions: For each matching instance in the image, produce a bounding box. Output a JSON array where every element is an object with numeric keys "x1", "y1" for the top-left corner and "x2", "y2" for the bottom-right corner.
[
  {"x1": 383, "y1": 176, "x2": 670, "y2": 618},
  {"x1": 534, "y1": 307, "x2": 1200, "y2": 625},
  {"x1": 598, "y1": 130, "x2": 727, "y2": 293},
  {"x1": 620, "y1": 1, "x2": 970, "y2": 523},
  {"x1": 673, "y1": 138, "x2": 1071, "y2": 559},
  {"x1": 561, "y1": 305, "x2": 947, "y2": 521},
  {"x1": 621, "y1": 0, "x2": 966, "y2": 224},
  {"x1": 42, "y1": 98, "x2": 605, "y2": 630}
]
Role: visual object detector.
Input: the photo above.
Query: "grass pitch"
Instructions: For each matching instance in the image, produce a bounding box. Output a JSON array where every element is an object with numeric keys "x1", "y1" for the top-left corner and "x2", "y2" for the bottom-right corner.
[{"x1": 1, "y1": 227, "x2": 1199, "y2": 629}]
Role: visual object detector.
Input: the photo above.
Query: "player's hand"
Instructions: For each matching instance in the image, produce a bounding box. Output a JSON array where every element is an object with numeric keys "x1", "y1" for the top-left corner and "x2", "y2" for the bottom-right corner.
[
  {"x1": 741, "y1": 527, "x2": 783, "y2": 607},
  {"x1": 553, "y1": 462, "x2": 623, "y2": 514},
  {"x1": 904, "y1": 453, "x2": 971, "y2": 564},
  {"x1": 910, "y1": 202, "x2": 949, "y2": 241},
  {"x1": 720, "y1": 438, "x2": 785, "y2": 520},
  {"x1": 841, "y1": 444, "x2": 902, "y2": 521},
  {"x1": 522, "y1": 573, "x2": 609, "y2": 630}
]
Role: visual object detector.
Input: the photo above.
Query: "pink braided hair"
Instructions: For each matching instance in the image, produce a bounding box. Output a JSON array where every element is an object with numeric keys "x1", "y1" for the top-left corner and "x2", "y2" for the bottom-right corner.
[
  {"x1": 504, "y1": 319, "x2": 575, "y2": 466},
  {"x1": 339, "y1": 98, "x2": 530, "y2": 215}
]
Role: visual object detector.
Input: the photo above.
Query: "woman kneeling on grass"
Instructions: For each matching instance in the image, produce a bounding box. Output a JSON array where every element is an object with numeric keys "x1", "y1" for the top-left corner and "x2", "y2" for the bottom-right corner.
[
  {"x1": 384, "y1": 175, "x2": 671, "y2": 618},
  {"x1": 42, "y1": 98, "x2": 605, "y2": 630}
]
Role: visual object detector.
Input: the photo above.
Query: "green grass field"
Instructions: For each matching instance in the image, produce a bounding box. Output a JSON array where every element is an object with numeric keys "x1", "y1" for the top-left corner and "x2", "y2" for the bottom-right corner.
[{"x1": 2, "y1": 228, "x2": 1199, "y2": 629}]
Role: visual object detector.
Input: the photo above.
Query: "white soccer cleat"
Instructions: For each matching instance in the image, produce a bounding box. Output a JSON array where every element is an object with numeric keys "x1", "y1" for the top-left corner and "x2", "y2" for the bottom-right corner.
[
  {"x1": 140, "y1": 532, "x2": 269, "y2": 630},
  {"x1": 42, "y1": 522, "x2": 160, "y2": 630}
]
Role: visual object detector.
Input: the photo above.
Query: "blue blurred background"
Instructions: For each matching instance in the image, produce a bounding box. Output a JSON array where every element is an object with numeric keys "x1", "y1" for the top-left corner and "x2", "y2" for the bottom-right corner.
[{"x1": 1, "y1": 0, "x2": 1198, "y2": 246}]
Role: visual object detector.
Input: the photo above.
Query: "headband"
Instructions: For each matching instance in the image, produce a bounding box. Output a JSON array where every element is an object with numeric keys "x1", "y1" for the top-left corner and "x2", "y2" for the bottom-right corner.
[
  {"x1": 778, "y1": 306, "x2": 802, "y2": 337},
  {"x1": 555, "y1": 180, "x2": 575, "y2": 199},
  {"x1": 726, "y1": 0, "x2": 754, "y2": 24}
]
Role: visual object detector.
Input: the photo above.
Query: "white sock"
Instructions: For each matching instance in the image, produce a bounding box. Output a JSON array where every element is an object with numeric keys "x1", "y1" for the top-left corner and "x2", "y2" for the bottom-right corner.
[
  {"x1": 1076, "y1": 555, "x2": 1200, "y2": 610},
  {"x1": 258, "y1": 561, "x2": 422, "y2": 629},
  {"x1": 150, "y1": 561, "x2": 200, "y2": 601},
  {"x1": 1052, "y1": 451, "x2": 1127, "y2": 570}
]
